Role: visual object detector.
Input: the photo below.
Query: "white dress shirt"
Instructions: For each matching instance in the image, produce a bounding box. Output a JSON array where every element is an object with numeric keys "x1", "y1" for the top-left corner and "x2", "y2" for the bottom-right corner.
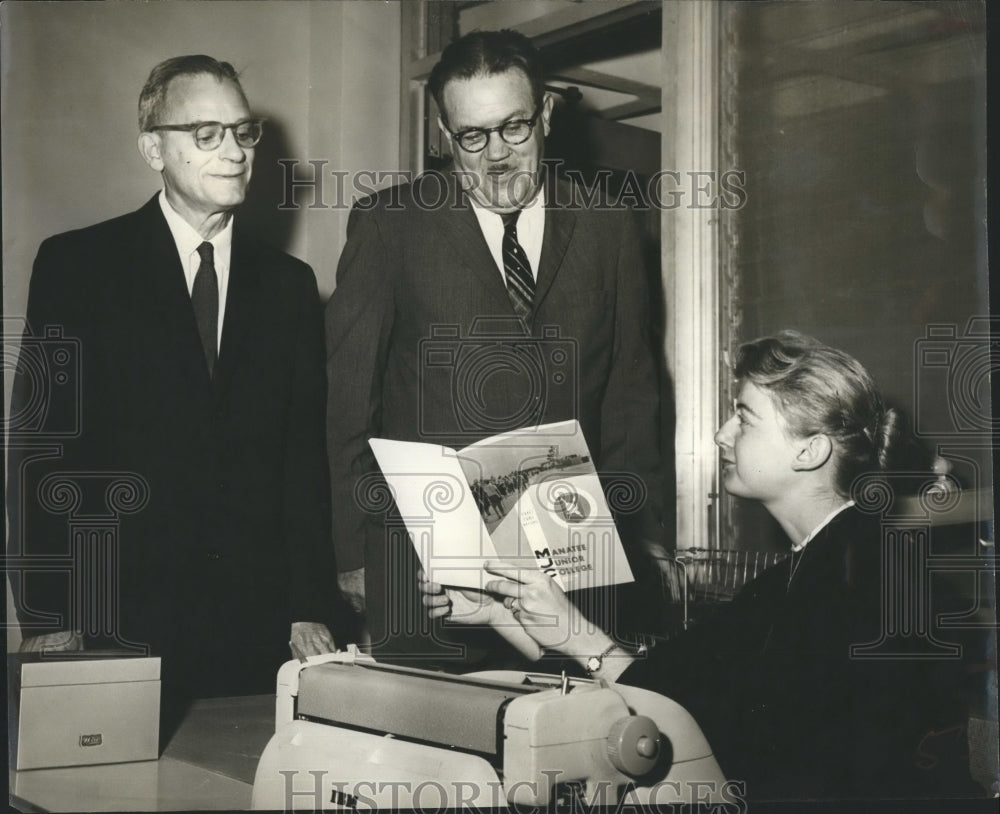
[
  {"x1": 470, "y1": 189, "x2": 545, "y2": 283},
  {"x1": 158, "y1": 191, "x2": 232, "y2": 347}
]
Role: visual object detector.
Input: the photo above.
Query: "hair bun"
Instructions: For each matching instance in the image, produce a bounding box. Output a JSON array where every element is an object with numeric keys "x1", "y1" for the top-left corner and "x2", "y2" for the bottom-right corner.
[{"x1": 873, "y1": 406, "x2": 903, "y2": 470}]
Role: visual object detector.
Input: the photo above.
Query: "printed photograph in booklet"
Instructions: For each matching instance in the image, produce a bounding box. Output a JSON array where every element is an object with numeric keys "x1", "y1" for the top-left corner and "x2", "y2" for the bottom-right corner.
[{"x1": 369, "y1": 420, "x2": 633, "y2": 592}]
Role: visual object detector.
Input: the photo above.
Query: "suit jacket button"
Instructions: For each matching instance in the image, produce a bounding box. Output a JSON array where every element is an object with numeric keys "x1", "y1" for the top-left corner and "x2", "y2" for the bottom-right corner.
[
  {"x1": 217, "y1": 481, "x2": 228, "y2": 491},
  {"x1": 207, "y1": 550, "x2": 222, "y2": 561}
]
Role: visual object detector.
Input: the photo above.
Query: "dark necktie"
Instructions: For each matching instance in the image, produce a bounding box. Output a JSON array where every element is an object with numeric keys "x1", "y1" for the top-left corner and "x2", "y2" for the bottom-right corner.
[
  {"x1": 501, "y1": 210, "x2": 534, "y2": 320},
  {"x1": 192, "y1": 241, "x2": 218, "y2": 377}
]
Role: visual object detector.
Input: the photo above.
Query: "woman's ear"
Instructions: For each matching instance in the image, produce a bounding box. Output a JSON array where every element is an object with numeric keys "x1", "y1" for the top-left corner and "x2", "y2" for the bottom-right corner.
[{"x1": 792, "y1": 433, "x2": 833, "y2": 471}]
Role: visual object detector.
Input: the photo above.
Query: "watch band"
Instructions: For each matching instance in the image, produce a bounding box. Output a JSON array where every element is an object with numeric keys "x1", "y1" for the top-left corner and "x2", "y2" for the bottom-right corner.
[{"x1": 585, "y1": 642, "x2": 622, "y2": 676}]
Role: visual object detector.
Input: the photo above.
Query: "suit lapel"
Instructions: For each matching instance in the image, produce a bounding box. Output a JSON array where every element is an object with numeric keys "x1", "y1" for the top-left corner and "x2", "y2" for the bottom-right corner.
[
  {"x1": 431, "y1": 172, "x2": 579, "y2": 325},
  {"x1": 433, "y1": 173, "x2": 515, "y2": 307},
  {"x1": 533, "y1": 188, "x2": 576, "y2": 318},
  {"x1": 212, "y1": 224, "x2": 260, "y2": 400},
  {"x1": 134, "y1": 195, "x2": 258, "y2": 401},
  {"x1": 134, "y1": 196, "x2": 215, "y2": 393}
]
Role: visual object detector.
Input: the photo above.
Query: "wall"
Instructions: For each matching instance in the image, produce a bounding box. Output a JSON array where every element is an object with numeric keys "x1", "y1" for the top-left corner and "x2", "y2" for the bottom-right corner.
[
  {"x1": 2, "y1": 0, "x2": 401, "y2": 648},
  {"x1": 727, "y1": 2, "x2": 990, "y2": 551}
]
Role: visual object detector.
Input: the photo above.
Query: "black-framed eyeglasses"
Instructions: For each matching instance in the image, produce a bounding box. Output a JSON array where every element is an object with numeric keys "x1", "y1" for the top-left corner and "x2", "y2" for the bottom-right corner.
[
  {"x1": 446, "y1": 106, "x2": 542, "y2": 153},
  {"x1": 148, "y1": 119, "x2": 265, "y2": 151}
]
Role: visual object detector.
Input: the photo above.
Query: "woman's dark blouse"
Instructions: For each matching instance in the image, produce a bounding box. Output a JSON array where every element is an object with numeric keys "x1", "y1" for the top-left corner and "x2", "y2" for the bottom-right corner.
[{"x1": 620, "y1": 505, "x2": 973, "y2": 800}]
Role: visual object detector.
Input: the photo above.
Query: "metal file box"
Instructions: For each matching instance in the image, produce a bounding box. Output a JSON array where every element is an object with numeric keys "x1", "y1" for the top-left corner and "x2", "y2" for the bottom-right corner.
[{"x1": 11, "y1": 654, "x2": 161, "y2": 770}]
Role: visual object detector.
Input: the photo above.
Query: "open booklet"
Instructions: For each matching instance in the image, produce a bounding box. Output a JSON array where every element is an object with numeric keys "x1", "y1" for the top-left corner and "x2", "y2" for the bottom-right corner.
[{"x1": 369, "y1": 420, "x2": 633, "y2": 591}]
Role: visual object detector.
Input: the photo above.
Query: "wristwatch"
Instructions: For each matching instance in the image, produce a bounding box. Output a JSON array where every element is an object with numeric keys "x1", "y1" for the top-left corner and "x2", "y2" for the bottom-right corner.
[{"x1": 585, "y1": 642, "x2": 622, "y2": 676}]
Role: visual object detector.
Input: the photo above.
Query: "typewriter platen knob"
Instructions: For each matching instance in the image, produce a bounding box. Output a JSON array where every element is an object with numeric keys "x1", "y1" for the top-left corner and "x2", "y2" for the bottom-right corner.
[{"x1": 606, "y1": 715, "x2": 660, "y2": 777}]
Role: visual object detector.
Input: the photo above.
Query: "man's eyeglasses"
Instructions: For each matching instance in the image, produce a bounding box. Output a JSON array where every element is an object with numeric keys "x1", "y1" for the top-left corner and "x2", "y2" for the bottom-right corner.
[
  {"x1": 446, "y1": 106, "x2": 542, "y2": 153},
  {"x1": 148, "y1": 119, "x2": 265, "y2": 151}
]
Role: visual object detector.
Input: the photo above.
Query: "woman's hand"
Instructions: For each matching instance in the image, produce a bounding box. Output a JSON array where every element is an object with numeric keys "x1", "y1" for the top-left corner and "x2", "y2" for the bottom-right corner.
[
  {"x1": 418, "y1": 570, "x2": 543, "y2": 661},
  {"x1": 483, "y1": 561, "x2": 594, "y2": 654},
  {"x1": 483, "y1": 561, "x2": 633, "y2": 679}
]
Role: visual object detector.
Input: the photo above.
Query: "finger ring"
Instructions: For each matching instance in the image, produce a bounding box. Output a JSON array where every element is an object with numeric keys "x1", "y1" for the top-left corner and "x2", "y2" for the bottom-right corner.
[{"x1": 509, "y1": 598, "x2": 521, "y2": 614}]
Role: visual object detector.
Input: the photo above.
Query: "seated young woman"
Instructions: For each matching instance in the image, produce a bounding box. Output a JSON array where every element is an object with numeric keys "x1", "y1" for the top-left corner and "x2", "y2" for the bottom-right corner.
[{"x1": 420, "y1": 331, "x2": 974, "y2": 801}]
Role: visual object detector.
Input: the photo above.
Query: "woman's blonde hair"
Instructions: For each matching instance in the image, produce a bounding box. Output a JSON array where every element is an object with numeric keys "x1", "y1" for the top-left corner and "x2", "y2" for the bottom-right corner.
[{"x1": 735, "y1": 331, "x2": 902, "y2": 497}]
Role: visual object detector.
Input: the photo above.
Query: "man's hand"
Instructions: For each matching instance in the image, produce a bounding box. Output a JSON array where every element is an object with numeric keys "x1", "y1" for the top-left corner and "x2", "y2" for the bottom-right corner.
[
  {"x1": 337, "y1": 568, "x2": 366, "y2": 614},
  {"x1": 19, "y1": 631, "x2": 84, "y2": 653},
  {"x1": 289, "y1": 622, "x2": 336, "y2": 662},
  {"x1": 418, "y1": 570, "x2": 543, "y2": 661},
  {"x1": 418, "y1": 570, "x2": 498, "y2": 626},
  {"x1": 643, "y1": 538, "x2": 671, "y2": 563}
]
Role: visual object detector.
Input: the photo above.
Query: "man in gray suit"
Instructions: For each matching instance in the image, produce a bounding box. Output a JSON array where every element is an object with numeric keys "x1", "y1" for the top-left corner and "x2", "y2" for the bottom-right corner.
[{"x1": 326, "y1": 30, "x2": 662, "y2": 664}]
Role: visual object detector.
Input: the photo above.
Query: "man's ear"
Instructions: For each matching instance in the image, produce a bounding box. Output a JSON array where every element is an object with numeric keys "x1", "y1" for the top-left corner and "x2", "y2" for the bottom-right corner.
[
  {"x1": 436, "y1": 114, "x2": 450, "y2": 140},
  {"x1": 137, "y1": 132, "x2": 164, "y2": 172},
  {"x1": 540, "y1": 91, "x2": 554, "y2": 138},
  {"x1": 792, "y1": 434, "x2": 833, "y2": 472}
]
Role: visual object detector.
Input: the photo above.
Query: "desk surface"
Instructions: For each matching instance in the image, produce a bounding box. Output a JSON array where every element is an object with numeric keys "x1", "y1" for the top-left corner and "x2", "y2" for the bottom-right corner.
[{"x1": 10, "y1": 695, "x2": 275, "y2": 812}]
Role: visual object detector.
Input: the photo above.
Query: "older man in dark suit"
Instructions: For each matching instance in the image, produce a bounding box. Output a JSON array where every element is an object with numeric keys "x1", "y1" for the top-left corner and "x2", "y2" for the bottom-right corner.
[
  {"x1": 326, "y1": 30, "x2": 663, "y2": 665},
  {"x1": 8, "y1": 55, "x2": 336, "y2": 699}
]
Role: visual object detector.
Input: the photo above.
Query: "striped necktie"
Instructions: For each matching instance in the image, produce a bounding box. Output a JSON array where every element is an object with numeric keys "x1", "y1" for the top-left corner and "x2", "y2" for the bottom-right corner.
[
  {"x1": 501, "y1": 210, "x2": 534, "y2": 320},
  {"x1": 192, "y1": 241, "x2": 218, "y2": 376}
]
